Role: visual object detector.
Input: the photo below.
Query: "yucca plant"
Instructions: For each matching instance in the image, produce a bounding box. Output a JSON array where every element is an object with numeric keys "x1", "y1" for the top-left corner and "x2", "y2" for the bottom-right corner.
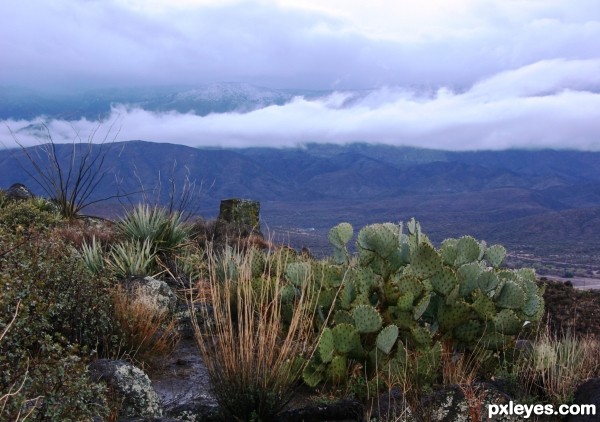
[
  {"x1": 117, "y1": 204, "x2": 189, "y2": 255},
  {"x1": 80, "y1": 236, "x2": 105, "y2": 275},
  {"x1": 106, "y1": 238, "x2": 156, "y2": 279}
]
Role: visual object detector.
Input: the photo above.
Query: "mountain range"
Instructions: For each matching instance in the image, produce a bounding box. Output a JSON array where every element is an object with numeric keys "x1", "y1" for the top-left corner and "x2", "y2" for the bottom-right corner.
[{"x1": 1, "y1": 140, "x2": 599, "y2": 274}]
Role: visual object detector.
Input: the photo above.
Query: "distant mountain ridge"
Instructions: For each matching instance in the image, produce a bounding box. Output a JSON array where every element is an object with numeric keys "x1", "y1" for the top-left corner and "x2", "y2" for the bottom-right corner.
[
  {"x1": 0, "y1": 83, "x2": 326, "y2": 120},
  {"x1": 1, "y1": 141, "x2": 600, "y2": 269}
]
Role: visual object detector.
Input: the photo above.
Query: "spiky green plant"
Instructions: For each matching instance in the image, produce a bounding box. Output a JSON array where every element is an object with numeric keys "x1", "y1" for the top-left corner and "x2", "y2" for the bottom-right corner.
[
  {"x1": 117, "y1": 204, "x2": 189, "y2": 254},
  {"x1": 106, "y1": 238, "x2": 156, "y2": 278},
  {"x1": 80, "y1": 236, "x2": 105, "y2": 275}
]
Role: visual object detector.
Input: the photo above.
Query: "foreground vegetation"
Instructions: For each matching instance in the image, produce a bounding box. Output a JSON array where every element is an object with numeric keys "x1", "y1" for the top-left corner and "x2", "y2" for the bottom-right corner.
[{"x1": 1, "y1": 189, "x2": 600, "y2": 421}]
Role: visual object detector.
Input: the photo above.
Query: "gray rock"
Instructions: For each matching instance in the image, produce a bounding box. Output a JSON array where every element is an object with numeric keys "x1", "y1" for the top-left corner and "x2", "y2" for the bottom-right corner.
[
  {"x1": 420, "y1": 383, "x2": 521, "y2": 421},
  {"x1": 568, "y1": 377, "x2": 600, "y2": 421},
  {"x1": 5, "y1": 183, "x2": 34, "y2": 201},
  {"x1": 129, "y1": 276, "x2": 178, "y2": 313},
  {"x1": 89, "y1": 359, "x2": 163, "y2": 419}
]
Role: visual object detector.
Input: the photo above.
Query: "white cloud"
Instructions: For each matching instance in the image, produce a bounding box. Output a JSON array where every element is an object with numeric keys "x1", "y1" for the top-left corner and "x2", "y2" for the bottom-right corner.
[
  {"x1": 1, "y1": 0, "x2": 600, "y2": 90},
  {"x1": 3, "y1": 59, "x2": 599, "y2": 151}
]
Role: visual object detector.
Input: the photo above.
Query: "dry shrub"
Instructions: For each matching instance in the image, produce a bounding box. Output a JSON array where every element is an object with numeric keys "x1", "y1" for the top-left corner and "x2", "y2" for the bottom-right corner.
[
  {"x1": 189, "y1": 246, "x2": 318, "y2": 421},
  {"x1": 51, "y1": 217, "x2": 118, "y2": 248},
  {"x1": 110, "y1": 284, "x2": 180, "y2": 368}
]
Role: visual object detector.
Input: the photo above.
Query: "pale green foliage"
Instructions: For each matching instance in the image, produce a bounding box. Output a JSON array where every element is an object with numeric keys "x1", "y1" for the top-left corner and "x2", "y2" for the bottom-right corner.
[{"x1": 107, "y1": 238, "x2": 156, "y2": 278}]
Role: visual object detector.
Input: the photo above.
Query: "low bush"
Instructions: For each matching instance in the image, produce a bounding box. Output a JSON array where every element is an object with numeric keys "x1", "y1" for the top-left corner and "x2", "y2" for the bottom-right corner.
[{"x1": 0, "y1": 225, "x2": 113, "y2": 419}]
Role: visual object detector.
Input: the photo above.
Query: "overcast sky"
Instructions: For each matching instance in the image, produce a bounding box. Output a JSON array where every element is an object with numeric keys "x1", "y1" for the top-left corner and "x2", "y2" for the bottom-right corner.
[{"x1": 2, "y1": 0, "x2": 600, "y2": 150}]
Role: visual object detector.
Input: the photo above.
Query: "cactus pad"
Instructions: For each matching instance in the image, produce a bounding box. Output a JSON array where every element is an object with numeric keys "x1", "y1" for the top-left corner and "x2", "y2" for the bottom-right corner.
[
  {"x1": 485, "y1": 244, "x2": 506, "y2": 268},
  {"x1": 471, "y1": 290, "x2": 496, "y2": 320},
  {"x1": 438, "y1": 302, "x2": 471, "y2": 332},
  {"x1": 458, "y1": 263, "x2": 483, "y2": 296},
  {"x1": 280, "y1": 284, "x2": 297, "y2": 303},
  {"x1": 352, "y1": 305, "x2": 383, "y2": 333},
  {"x1": 454, "y1": 320, "x2": 482, "y2": 343},
  {"x1": 477, "y1": 270, "x2": 500, "y2": 293},
  {"x1": 332, "y1": 323, "x2": 362, "y2": 354},
  {"x1": 334, "y1": 310, "x2": 355, "y2": 325},
  {"x1": 328, "y1": 222, "x2": 353, "y2": 248},
  {"x1": 397, "y1": 291, "x2": 415, "y2": 311},
  {"x1": 494, "y1": 309, "x2": 524, "y2": 335},
  {"x1": 410, "y1": 325, "x2": 432, "y2": 346},
  {"x1": 376, "y1": 324, "x2": 399, "y2": 354},
  {"x1": 413, "y1": 294, "x2": 431, "y2": 320},
  {"x1": 496, "y1": 280, "x2": 526, "y2": 309},
  {"x1": 455, "y1": 236, "x2": 482, "y2": 266},
  {"x1": 523, "y1": 294, "x2": 544, "y2": 318},
  {"x1": 302, "y1": 359, "x2": 324, "y2": 387},
  {"x1": 431, "y1": 267, "x2": 458, "y2": 296},
  {"x1": 285, "y1": 262, "x2": 311, "y2": 287},
  {"x1": 327, "y1": 355, "x2": 348, "y2": 383},
  {"x1": 411, "y1": 243, "x2": 442, "y2": 278},
  {"x1": 319, "y1": 328, "x2": 334, "y2": 363}
]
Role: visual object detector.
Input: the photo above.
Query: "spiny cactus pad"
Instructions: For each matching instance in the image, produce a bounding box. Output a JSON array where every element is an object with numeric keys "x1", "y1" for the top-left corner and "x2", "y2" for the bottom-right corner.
[
  {"x1": 397, "y1": 291, "x2": 415, "y2": 311},
  {"x1": 471, "y1": 291, "x2": 496, "y2": 320},
  {"x1": 438, "y1": 302, "x2": 472, "y2": 332},
  {"x1": 455, "y1": 236, "x2": 482, "y2": 266},
  {"x1": 302, "y1": 360, "x2": 325, "y2": 387},
  {"x1": 376, "y1": 324, "x2": 399, "y2": 354},
  {"x1": 522, "y1": 294, "x2": 544, "y2": 318},
  {"x1": 495, "y1": 280, "x2": 526, "y2": 309},
  {"x1": 332, "y1": 323, "x2": 362, "y2": 354},
  {"x1": 454, "y1": 320, "x2": 482, "y2": 343},
  {"x1": 485, "y1": 244, "x2": 506, "y2": 268},
  {"x1": 411, "y1": 243, "x2": 442, "y2": 278},
  {"x1": 334, "y1": 310, "x2": 354, "y2": 325},
  {"x1": 327, "y1": 355, "x2": 348, "y2": 383},
  {"x1": 458, "y1": 263, "x2": 483, "y2": 296},
  {"x1": 413, "y1": 294, "x2": 431, "y2": 320},
  {"x1": 285, "y1": 262, "x2": 311, "y2": 287},
  {"x1": 477, "y1": 270, "x2": 500, "y2": 293},
  {"x1": 352, "y1": 305, "x2": 383, "y2": 333},
  {"x1": 431, "y1": 267, "x2": 458, "y2": 296},
  {"x1": 319, "y1": 328, "x2": 334, "y2": 363},
  {"x1": 494, "y1": 309, "x2": 524, "y2": 335},
  {"x1": 328, "y1": 222, "x2": 353, "y2": 248}
]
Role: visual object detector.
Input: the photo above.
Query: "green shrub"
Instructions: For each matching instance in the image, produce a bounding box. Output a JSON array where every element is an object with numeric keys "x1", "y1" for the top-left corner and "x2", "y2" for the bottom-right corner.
[
  {"x1": 0, "y1": 227, "x2": 113, "y2": 419},
  {"x1": 0, "y1": 198, "x2": 60, "y2": 233}
]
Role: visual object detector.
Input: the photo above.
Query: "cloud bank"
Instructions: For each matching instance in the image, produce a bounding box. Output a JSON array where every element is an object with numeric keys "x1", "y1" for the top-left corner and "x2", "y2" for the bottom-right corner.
[
  {"x1": 3, "y1": 59, "x2": 600, "y2": 151},
  {"x1": 1, "y1": 0, "x2": 600, "y2": 90}
]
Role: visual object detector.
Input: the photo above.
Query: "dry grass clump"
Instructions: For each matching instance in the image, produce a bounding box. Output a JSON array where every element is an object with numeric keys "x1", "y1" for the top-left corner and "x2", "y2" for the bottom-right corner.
[
  {"x1": 517, "y1": 326, "x2": 600, "y2": 405},
  {"x1": 110, "y1": 284, "x2": 180, "y2": 368},
  {"x1": 189, "y1": 246, "x2": 319, "y2": 421}
]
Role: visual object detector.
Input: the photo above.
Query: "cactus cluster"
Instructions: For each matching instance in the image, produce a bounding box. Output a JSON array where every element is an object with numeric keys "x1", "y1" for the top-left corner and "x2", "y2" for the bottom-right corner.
[{"x1": 289, "y1": 219, "x2": 545, "y2": 387}]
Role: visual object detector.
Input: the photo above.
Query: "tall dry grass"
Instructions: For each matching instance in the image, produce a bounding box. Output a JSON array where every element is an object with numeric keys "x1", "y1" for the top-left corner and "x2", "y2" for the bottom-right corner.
[
  {"x1": 189, "y1": 246, "x2": 319, "y2": 421},
  {"x1": 110, "y1": 284, "x2": 180, "y2": 368},
  {"x1": 518, "y1": 325, "x2": 600, "y2": 405}
]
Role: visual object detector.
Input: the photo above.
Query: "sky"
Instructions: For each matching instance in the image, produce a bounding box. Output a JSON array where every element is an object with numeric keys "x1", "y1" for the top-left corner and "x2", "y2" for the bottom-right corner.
[{"x1": 1, "y1": 0, "x2": 600, "y2": 150}]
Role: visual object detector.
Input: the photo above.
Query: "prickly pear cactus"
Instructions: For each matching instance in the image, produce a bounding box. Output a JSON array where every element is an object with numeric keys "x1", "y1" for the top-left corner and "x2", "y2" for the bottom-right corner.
[{"x1": 290, "y1": 219, "x2": 544, "y2": 389}]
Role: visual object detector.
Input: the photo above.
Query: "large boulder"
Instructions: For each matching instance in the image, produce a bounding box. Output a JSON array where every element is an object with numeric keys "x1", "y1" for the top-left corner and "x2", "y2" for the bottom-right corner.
[
  {"x1": 128, "y1": 276, "x2": 178, "y2": 314},
  {"x1": 5, "y1": 183, "x2": 34, "y2": 201},
  {"x1": 420, "y1": 383, "x2": 521, "y2": 422},
  {"x1": 89, "y1": 359, "x2": 163, "y2": 419},
  {"x1": 569, "y1": 378, "x2": 600, "y2": 421}
]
